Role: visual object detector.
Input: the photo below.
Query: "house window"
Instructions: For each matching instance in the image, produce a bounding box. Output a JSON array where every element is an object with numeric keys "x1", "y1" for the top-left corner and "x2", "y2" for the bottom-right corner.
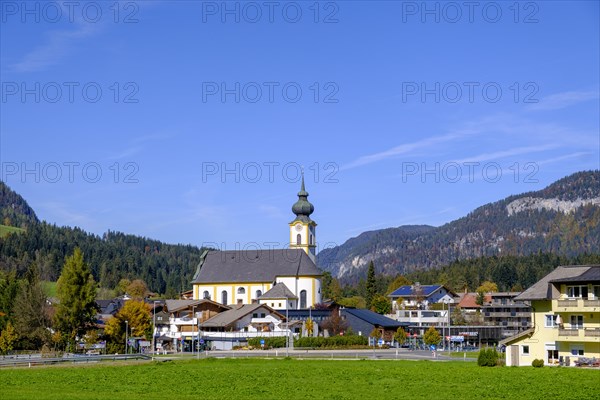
[
  {"x1": 593, "y1": 286, "x2": 600, "y2": 299},
  {"x1": 203, "y1": 291, "x2": 210, "y2": 299},
  {"x1": 237, "y1": 287, "x2": 246, "y2": 295},
  {"x1": 296, "y1": 234, "x2": 301, "y2": 245},
  {"x1": 545, "y1": 315, "x2": 557, "y2": 328},
  {"x1": 567, "y1": 285, "x2": 588, "y2": 299},
  {"x1": 571, "y1": 346, "x2": 584, "y2": 356},
  {"x1": 278, "y1": 302, "x2": 282, "y2": 308},
  {"x1": 221, "y1": 290, "x2": 228, "y2": 305},
  {"x1": 252, "y1": 313, "x2": 258, "y2": 318},
  {"x1": 300, "y1": 290, "x2": 307, "y2": 308},
  {"x1": 256, "y1": 290, "x2": 262, "y2": 299},
  {"x1": 522, "y1": 345, "x2": 530, "y2": 355},
  {"x1": 570, "y1": 315, "x2": 583, "y2": 329},
  {"x1": 260, "y1": 313, "x2": 265, "y2": 318}
]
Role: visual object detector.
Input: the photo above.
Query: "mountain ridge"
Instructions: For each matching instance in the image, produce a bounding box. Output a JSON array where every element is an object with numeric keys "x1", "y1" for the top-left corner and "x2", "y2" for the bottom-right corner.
[{"x1": 317, "y1": 171, "x2": 600, "y2": 282}]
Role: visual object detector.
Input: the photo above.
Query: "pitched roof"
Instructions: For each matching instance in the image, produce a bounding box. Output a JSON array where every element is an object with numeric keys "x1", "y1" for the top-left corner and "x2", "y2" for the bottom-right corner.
[
  {"x1": 192, "y1": 249, "x2": 322, "y2": 284},
  {"x1": 342, "y1": 308, "x2": 404, "y2": 329},
  {"x1": 457, "y1": 293, "x2": 481, "y2": 309},
  {"x1": 388, "y1": 284, "x2": 455, "y2": 298},
  {"x1": 259, "y1": 282, "x2": 297, "y2": 299},
  {"x1": 515, "y1": 265, "x2": 599, "y2": 301},
  {"x1": 550, "y1": 266, "x2": 600, "y2": 284},
  {"x1": 165, "y1": 299, "x2": 229, "y2": 313},
  {"x1": 199, "y1": 304, "x2": 284, "y2": 329}
]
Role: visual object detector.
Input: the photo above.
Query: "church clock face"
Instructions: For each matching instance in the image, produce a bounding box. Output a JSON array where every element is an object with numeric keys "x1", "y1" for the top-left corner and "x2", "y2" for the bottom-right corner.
[{"x1": 295, "y1": 223, "x2": 303, "y2": 232}]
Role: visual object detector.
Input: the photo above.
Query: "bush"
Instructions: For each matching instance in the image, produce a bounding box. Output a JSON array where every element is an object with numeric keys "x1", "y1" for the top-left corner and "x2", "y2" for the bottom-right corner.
[
  {"x1": 247, "y1": 337, "x2": 287, "y2": 349},
  {"x1": 532, "y1": 359, "x2": 544, "y2": 368},
  {"x1": 477, "y1": 347, "x2": 500, "y2": 367},
  {"x1": 295, "y1": 335, "x2": 368, "y2": 349}
]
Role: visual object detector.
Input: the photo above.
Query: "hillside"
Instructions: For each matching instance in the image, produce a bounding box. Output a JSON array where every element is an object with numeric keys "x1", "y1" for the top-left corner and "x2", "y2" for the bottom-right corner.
[
  {"x1": 0, "y1": 182, "x2": 203, "y2": 296},
  {"x1": 0, "y1": 182, "x2": 38, "y2": 228},
  {"x1": 317, "y1": 171, "x2": 600, "y2": 282}
]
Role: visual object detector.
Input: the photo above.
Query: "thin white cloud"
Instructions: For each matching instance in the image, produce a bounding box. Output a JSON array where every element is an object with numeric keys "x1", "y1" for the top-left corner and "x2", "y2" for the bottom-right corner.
[
  {"x1": 11, "y1": 23, "x2": 100, "y2": 73},
  {"x1": 536, "y1": 152, "x2": 595, "y2": 166},
  {"x1": 454, "y1": 144, "x2": 558, "y2": 164},
  {"x1": 341, "y1": 132, "x2": 473, "y2": 171},
  {"x1": 529, "y1": 90, "x2": 599, "y2": 111}
]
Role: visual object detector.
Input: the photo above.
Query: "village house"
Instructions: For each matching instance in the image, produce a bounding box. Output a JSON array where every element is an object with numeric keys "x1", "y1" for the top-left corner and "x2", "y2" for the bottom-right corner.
[{"x1": 500, "y1": 265, "x2": 600, "y2": 366}]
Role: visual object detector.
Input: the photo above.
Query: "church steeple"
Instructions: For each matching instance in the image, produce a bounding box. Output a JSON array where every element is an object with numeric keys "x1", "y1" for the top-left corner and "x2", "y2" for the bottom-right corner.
[
  {"x1": 289, "y1": 173, "x2": 317, "y2": 261},
  {"x1": 291, "y1": 174, "x2": 314, "y2": 222}
]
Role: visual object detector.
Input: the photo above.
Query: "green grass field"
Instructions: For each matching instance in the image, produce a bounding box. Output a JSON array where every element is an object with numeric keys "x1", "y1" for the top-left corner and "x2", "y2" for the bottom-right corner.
[
  {"x1": 41, "y1": 281, "x2": 58, "y2": 297},
  {"x1": 1, "y1": 358, "x2": 598, "y2": 399},
  {"x1": 0, "y1": 224, "x2": 25, "y2": 238}
]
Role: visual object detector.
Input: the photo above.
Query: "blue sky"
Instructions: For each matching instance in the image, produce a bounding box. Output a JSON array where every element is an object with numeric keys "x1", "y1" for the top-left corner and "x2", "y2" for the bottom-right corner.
[{"x1": 1, "y1": 1, "x2": 599, "y2": 251}]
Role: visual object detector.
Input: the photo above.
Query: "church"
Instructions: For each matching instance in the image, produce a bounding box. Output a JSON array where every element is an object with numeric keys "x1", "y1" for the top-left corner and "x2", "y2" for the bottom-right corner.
[{"x1": 191, "y1": 177, "x2": 323, "y2": 309}]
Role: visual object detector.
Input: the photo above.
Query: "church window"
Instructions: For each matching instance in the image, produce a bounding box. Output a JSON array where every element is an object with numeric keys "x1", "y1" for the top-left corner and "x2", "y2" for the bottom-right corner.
[
  {"x1": 310, "y1": 234, "x2": 313, "y2": 245},
  {"x1": 300, "y1": 290, "x2": 307, "y2": 308},
  {"x1": 221, "y1": 290, "x2": 228, "y2": 305},
  {"x1": 296, "y1": 234, "x2": 301, "y2": 245},
  {"x1": 256, "y1": 290, "x2": 262, "y2": 298},
  {"x1": 203, "y1": 291, "x2": 210, "y2": 299},
  {"x1": 237, "y1": 287, "x2": 245, "y2": 295}
]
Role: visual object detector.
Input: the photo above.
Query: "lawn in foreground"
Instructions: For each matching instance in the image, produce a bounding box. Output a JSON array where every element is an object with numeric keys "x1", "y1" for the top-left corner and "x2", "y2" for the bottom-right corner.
[{"x1": 1, "y1": 358, "x2": 598, "y2": 400}]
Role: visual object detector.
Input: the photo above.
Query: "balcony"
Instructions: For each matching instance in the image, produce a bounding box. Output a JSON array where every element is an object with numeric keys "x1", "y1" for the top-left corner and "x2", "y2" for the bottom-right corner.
[
  {"x1": 558, "y1": 328, "x2": 580, "y2": 337},
  {"x1": 584, "y1": 328, "x2": 600, "y2": 338},
  {"x1": 557, "y1": 299, "x2": 579, "y2": 307},
  {"x1": 554, "y1": 298, "x2": 600, "y2": 311},
  {"x1": 583, "y1": 299, "x2": 600, "y2": 307}
]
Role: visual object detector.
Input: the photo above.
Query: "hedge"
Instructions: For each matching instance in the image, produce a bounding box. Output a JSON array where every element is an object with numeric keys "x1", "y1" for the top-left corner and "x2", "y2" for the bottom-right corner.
[{"x1": 247, "y1": 335, "x2": 369, "y2": 349}]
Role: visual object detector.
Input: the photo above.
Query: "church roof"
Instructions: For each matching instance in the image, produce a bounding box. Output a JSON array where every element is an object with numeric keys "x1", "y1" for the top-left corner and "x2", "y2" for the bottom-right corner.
[
  {"x1": 291, "y1": 175, "x2": 314, "y2": 224},
  {"x1": 259, "y1": 282, "x2": 297, "y2": 299},
  {"x1": 192, "y1": 248, "x2": 322, "y2": 284}
]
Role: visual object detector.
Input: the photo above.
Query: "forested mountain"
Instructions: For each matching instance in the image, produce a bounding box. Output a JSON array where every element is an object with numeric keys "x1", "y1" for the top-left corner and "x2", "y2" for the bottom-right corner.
[
  {"x1": 0, "y1": 183, "x2": 38, "y2": 228},
  {"x1": 0, "y1": 182, "x2": 203, "y2": 296},
  {"x1": 318, "y1": 171, "x2": 600, "y2": 283}
]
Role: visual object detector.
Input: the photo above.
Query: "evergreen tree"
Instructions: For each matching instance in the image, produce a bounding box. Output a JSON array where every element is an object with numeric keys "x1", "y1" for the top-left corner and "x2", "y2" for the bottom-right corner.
[
  {"x1": 54, "y1": 248, "x2": 98, "y2": 351},
  {"x1": 13, "y1": 263, "x2": 52, "y2": 349},
  {"x1": 365, "y1": 260, "x2": 376, "y2": 309}
]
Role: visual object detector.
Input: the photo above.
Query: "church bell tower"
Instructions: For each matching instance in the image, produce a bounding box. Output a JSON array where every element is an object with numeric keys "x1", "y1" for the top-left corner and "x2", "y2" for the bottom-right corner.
[{"x1": 289, "y1": 174, "x2": 317, "y2": 261}]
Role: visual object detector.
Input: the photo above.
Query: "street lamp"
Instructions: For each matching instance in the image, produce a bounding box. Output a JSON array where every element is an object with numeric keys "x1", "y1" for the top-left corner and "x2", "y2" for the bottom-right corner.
[
  {"x1": 125, "y1": 320, "x2": 129, "y2": 355},
  {"x1": 285, "y1": 296, "x2": 289, "y2": 357},
  {"x1": 192, "y1": 305, "x2": 196, "y2": 356},
  {"x1": 152, "y1": 301, "x2": 159, "y2": 357}
]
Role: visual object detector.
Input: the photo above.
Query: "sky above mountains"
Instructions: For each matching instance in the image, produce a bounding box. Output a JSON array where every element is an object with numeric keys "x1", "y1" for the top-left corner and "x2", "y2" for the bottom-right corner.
[{"x1": 1, "y1": 1, "x2": 599, "y2": 250}]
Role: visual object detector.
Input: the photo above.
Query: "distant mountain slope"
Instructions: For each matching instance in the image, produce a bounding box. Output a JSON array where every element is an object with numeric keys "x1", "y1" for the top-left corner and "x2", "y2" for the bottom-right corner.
[
  {"x1": 317, "y1": 171, "x2": 600, "y2": 282},
  {"x1": 0, "y1": 182, "x2": 38, "y2": 228},
  {"x1": 0, "y1": 181, "x2": 203, "y2": 295}
]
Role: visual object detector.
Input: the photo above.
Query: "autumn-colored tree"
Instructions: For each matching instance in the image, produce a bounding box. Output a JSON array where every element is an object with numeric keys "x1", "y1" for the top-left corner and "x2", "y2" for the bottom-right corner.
[
  {"x1": 369, "y1": 328, "x2": 382, "y2": 339},
  {"x1": 126, "y1": 279, "x2": 149, "y2": 299},
  {"x1": 423, "y1": 326, "x2": 441, "y2": 346},
  {"x1": 105, "y1": 300, "x2": 152, "y2": 353},
  {"x1": 0, "y1": 322, "x2": 18, "y2": 354},
  {"x1": 305, "y1": 318, "x2": 314, "y2": 337},
  {"x1": 476, "y1": 281, "x2": 498, "y2": 293},
  {"x1": 394, "y1": 327, "x2": 408, "y2": 345},
  {"x1": 321, "y1": 308, "x2": 348, "y2": 336},
  {"x1": 371, "y1": 295, "x2": 391, "y2": 314}
]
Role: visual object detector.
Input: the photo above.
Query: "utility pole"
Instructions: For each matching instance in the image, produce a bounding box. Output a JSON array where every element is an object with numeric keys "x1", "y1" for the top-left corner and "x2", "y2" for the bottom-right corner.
[{"x1": 125, "y1": 320, "x2": 129, "y2": 355}]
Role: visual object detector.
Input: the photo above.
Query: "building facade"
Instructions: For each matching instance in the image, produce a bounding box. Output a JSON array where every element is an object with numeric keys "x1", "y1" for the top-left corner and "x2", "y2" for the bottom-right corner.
[
  {"x1": 191, "y1": 178, "x2": 322, "y2": 308},
  {"x1": 501, "y1": 265, "x2": 600, "y2": 366}
]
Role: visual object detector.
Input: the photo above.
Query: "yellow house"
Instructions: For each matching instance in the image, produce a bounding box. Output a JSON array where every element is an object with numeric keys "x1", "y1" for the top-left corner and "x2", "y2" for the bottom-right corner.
[{"x1": 501, "y1": 265, "x2": 600, "y2": 366}]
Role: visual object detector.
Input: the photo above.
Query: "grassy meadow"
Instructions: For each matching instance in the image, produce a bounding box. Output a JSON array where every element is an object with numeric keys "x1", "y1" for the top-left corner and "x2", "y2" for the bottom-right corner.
[
  {"x1": 1, "y1": 358, "x2": 598, "y2": 399},
  {"x1": 0, "y1": 224, "x2": 24, "y2": 238}
]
